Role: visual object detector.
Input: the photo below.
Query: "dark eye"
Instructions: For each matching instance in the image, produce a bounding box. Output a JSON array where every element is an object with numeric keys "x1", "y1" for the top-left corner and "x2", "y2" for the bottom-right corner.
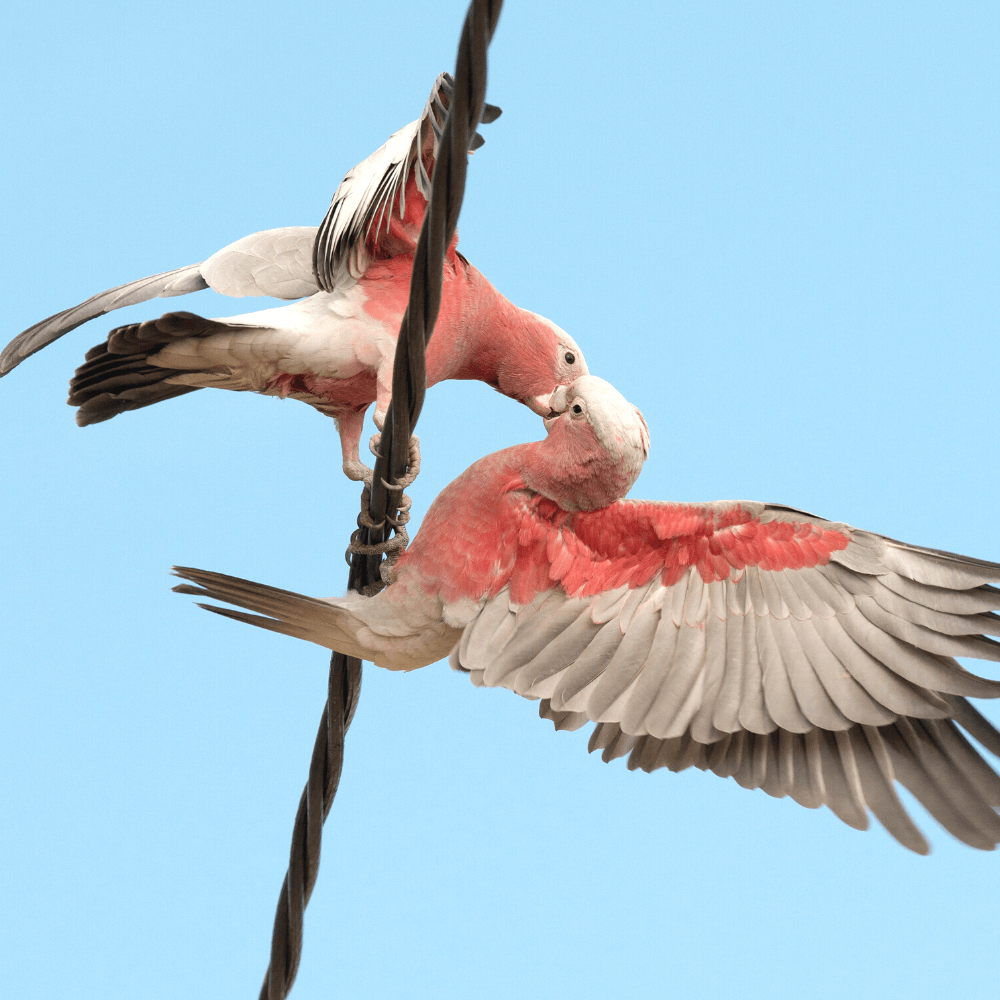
[
  {"x1": 564, "y1": 352, "x2": 576, "y2": 365},
  {"x1": 572, "y1": 404, "x2": 583, "y2": 414}
]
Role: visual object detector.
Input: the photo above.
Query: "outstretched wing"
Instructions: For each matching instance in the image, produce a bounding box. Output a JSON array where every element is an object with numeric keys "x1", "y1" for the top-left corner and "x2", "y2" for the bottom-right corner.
[
  {"x1": 312, "y1": 72, "x2": 502, "y2": 290},
  {"x1": 1, "y1": 265, "x2": 206, "y2": 376},
  {"x1": 449, "y1": 499, "x2": 1000, "y2": 851},
  {"x1": 1, "y1": 226, "x2": 319, "y2": 377},
  {"x1": 575, "y1": 698, "x2": 1000, "y2": 856}
]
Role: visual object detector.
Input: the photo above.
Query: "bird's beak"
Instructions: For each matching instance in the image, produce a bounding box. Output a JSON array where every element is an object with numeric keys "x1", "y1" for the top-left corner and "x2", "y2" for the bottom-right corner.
[
  {"x1": 548, "y1": 385, "x2": 569, "y2": 413},
  {"x1": 528, "y1": 385, "x2": 566, "y2": 433},
  {"x1": 525, "y1": 385, "x2": 568, "y2": 419}
]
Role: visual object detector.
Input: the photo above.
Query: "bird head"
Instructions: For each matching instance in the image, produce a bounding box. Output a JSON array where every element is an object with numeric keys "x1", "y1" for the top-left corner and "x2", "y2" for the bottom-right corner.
[
  {"x1": 490, "y1": 312, "x2": 589, "y2": 417},
  {"x1": 527, "y1": 375, "x2": 650, "y2": 511}
]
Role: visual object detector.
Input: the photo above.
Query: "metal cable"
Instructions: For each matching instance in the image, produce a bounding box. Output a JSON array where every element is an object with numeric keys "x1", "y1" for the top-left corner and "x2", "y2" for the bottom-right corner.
[{"x1": 258, "y1": 2, "x2": 503, "y2": 996}]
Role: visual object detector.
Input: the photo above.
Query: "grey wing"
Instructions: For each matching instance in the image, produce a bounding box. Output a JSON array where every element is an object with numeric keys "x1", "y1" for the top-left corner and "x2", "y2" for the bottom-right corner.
[
  {"x1": 200, "y1": 226, "x2": 319, "y2": 300},
  {"x1": 582, "y1": 706, "x2": 1000, "y2": 856},
  {"x1": 313, "y1": 71, "x2": 502, "y2": 290},
  {"x1": 1, "y1": 226, "x2": 321, "y2": 378},
  {"x1": 1, "y1": 265, "x2": 207, "y2": 376},
  {"x1": 450, "y1": 509, "x2": 1000, "y2": 852}
]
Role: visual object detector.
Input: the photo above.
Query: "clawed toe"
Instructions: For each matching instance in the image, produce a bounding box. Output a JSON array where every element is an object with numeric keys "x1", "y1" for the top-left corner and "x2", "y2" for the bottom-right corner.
[{"x1": 367, "y1": 433, "x2": 420, "y2": 486}]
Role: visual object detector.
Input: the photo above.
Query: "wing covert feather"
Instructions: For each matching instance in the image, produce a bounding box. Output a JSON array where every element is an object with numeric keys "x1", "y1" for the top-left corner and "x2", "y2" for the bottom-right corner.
[
  {"x1": 738, "y1": 608, "x2": 777, "y2": 734},
  {"x1": 586, "y1": 599, "x2": 660, "y2": 719},
  {"x1": 618, "y1": 616, "x2": 681, "y2": 733},
  {"x1": 200, "y1": 227, "x2": 319, "y2": 299},
  {"x1": 515, "y1": 608, "x2": 603, "y2": 696},
  {"x1": 644, "y1": 621, "x2": 706, "y2": 739},
  {"x1": 548, "y1": 620, "x2": 625, "y2": 709},
  {"x1": 688, "y1": 608, "x2": 727, "y2": 744},
  {"x1": 711, "y1": 608, "x2": 745, "y2": 733}
]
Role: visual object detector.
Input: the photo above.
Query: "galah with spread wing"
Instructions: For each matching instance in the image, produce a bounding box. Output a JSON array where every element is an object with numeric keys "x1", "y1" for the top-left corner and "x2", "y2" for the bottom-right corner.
[
  {"x1": 174, "y1": 375, "x2": 1000, "y2": 854},
  {"x1": 0, "y1": 73, "x2": 586, "y2": 480}
]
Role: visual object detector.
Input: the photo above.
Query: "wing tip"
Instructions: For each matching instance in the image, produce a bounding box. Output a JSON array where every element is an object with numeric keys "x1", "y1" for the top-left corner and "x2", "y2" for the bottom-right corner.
[{"x1": 480, "y1": 102, "x2": 502, "y2": 124}]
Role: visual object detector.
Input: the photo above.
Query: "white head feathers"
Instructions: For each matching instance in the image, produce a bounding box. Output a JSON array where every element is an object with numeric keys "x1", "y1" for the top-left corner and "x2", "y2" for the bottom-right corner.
[{"x1": 548, "y1": 375, "x2": 649, "y2": 460}]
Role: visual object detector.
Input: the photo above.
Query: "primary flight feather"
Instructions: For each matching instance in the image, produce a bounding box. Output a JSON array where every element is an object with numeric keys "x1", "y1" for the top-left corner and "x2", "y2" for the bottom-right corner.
[
  {"x1": 174, "y1": 375, "x2": 1000, "y2": 854},
  {"x1": 1, "y1": 73, "x2": 586, "y2": 480}
]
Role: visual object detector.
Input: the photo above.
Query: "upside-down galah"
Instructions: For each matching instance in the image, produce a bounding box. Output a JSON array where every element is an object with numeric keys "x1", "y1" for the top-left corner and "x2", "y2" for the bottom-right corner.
[
  {"x1": 174, "y1": 375, "x2": 1000, "y2": 854},
  {"x1": 0, "y1": 73, "x2": 586, "y2": 480}
]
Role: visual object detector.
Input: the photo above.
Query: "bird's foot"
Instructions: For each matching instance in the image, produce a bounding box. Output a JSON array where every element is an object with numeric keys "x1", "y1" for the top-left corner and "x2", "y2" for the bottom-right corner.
[
  {"x1": 342, "y1": 458, "x2": 374, "y2": 487},
  {"x1": 345, "y1": 434, "x2": 422, "y2": 591},
  {"x1": 368, "y1": 433, "x2": 420, "y2": 488}
]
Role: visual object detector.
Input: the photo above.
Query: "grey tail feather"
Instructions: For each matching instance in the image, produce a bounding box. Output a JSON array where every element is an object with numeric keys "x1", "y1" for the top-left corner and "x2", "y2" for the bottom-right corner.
[
  {"x1": 67, "y1": 310, "x2": 228, "y2": 424},
  {"x1": 171, "y1": 566, "x2": 331, "y2": 611},
  {"x1": 171, "y1": 565, "x2": 338, "y2": 631},
  {"x1": 172, "y1": 566, "x2": 338, "y2": 648},
  {"x1": 194, "y1": 602, "x2": 311, "y2": 641},
  {"x1": 69, "y1": 338, "x2": 199, "y2": 425}
]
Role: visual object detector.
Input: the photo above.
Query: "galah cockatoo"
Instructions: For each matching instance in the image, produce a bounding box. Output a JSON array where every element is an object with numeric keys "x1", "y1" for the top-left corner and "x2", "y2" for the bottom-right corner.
[
  {"x1": 0, "y1": 74, "x2": 587, "y2": 480},
  {"x1": 174, "y1": 375, "x2": 1000, "y2": 854}
]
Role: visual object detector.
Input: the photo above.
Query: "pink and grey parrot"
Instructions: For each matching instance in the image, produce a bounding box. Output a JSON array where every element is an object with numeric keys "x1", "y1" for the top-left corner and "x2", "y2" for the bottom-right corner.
[
  {"x1": 175, "y1": 375, "x2": 1000, "y2": 854},
  {"x1": 0, "y1": 74, "x2": 586, "y2": 480}
]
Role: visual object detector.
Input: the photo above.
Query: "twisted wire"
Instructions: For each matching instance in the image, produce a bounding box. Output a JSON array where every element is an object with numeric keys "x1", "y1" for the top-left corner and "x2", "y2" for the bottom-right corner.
[
  {"x1": 345, "y1": 436, "x2": 421, "y2": 594},
  {"x1": 258, "y1": 2, "x2": 503, "y2": 996},
  {"x1": 370, "y1": 0, "x2": 504, "y2": 539}
]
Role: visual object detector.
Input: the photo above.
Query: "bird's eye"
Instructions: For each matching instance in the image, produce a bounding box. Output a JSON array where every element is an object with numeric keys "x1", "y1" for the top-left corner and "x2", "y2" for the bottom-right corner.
[
  {"x1": 572, "y1": 403, "x2": 583, "y2": 414},
  {"x1": 564, "y1": 352, "x2": 576, "y2": 365}
]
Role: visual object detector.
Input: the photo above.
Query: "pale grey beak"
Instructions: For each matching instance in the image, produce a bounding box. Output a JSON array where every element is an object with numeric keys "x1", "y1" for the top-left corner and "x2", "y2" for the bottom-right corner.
[
  {"x1": 526, "y1": 385, "x2": 568, "y2": 418},
  {"x1": 541, "y1": 387, "x2": 571, "y2": 432},
  {"x1": 547, "y1": 385, "x2": 569, "y2": 413}
]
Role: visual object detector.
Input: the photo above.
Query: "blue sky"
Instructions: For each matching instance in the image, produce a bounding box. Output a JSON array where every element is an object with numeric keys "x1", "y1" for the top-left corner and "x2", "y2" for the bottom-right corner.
[{"x1": 3, "y1": 2, "x2": 999, "y2": 997}]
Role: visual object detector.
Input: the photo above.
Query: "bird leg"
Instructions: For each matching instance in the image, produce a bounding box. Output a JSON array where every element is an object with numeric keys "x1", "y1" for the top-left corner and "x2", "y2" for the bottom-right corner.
[
  {"x1": 336, "y1": 407, "x2": 374, "y2": 485},
  {"x1": 372, "y1": 365, "x2": 393, "y2": 433}
]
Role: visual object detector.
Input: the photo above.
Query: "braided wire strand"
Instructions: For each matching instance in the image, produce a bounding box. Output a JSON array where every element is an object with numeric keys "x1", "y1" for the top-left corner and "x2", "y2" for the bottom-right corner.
[
  {"x1": 372, "y1": 0, "x2": 504, "y2": 531},
  {"x1": 258, "y1": 2, "x2": 503, "y2": 997}
]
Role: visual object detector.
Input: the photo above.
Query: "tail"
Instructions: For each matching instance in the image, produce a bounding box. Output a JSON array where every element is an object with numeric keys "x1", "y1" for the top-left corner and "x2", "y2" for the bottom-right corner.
[
  {"x1": 172, "y1": 565, "x2": 363, "y2": 656},
  {"x1": 68, "y1": 310, "x2": 246, "y2": 425}
]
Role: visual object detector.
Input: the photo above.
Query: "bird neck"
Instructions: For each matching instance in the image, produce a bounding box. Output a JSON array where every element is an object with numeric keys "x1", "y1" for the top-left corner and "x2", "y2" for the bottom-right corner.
[
  {"x1": 412, "y1": 421, "x2": 635, "y2": 518},
  {"x1": 425, "y1": 261, "x2": 549, "y2": 390},
  {"x1": 518, "y1": 424, "x2": 638, "y2": 512},
  {"x1": 393, "y1": 435, "x2": 633, "y2": 604}
]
